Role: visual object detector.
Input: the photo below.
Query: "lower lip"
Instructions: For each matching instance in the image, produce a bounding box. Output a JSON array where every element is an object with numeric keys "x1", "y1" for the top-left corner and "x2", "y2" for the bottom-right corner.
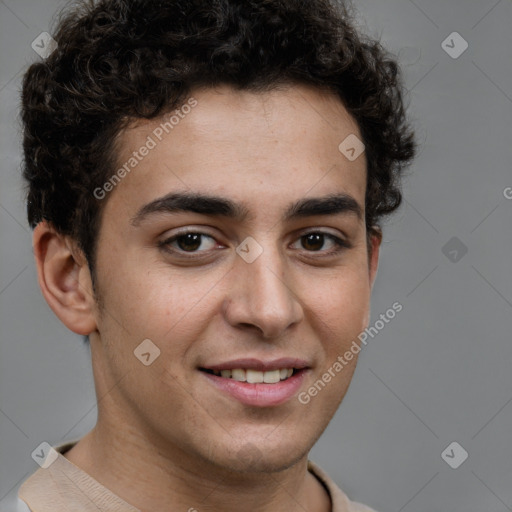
[{"x1": 201, "y1": 370, "x2": 308, "y2": 407}]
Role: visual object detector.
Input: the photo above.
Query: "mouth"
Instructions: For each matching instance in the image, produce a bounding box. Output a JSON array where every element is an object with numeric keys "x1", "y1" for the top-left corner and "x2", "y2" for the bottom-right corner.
[
  {"x1": 200, "y1": 367, "x2": 297, "y2": 383},
  {"x1": 199, "y1": 358, "x2": 309, "y2": 407}
]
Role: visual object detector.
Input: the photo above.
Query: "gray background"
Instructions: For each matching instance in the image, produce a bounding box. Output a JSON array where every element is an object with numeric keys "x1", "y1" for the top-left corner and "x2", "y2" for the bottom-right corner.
[{"x1": 1, "y1": 0, "x2": 511, "y2": 511}]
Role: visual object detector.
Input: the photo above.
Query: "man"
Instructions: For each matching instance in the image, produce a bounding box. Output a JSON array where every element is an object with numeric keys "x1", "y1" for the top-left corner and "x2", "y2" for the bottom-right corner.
[{"x1": 17, "y1": 0, "x2": 416, "y2": 510}]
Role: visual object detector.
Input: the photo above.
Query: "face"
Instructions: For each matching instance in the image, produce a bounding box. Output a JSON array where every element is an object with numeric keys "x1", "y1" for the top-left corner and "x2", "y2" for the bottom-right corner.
[{"x1": 88, "y1": 84, "x2": 379, "y2": 474}]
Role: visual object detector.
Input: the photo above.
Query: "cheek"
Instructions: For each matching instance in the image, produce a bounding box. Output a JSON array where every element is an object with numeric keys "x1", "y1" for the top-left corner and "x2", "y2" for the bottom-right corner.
[
  {"x1": 307, "y1": 267, "x2": 371, "y2": 341},
  {"x1": 103, "y1": 262, "x2": 218, "y2": 355}
]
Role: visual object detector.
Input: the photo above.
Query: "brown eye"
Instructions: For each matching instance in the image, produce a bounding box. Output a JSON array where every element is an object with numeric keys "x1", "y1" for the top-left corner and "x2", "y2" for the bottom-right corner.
[
  {"x1": 174, "y1": 233, "x2": 203, "y2": 252},
  {"x1": 291, "y1": 231, "x2": 349, "y2": 255},
  {"x1": 160, "y1": 232, "x2": 218, "y2": 255},
  {"x1": 301, "y1": 233, "x2": 325, "y2": 251}
]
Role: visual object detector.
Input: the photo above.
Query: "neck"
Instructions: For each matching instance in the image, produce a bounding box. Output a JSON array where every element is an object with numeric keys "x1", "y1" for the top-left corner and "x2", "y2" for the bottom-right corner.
[{"x1": 64, "y1": 419, "x2": 331, "y2": 512}]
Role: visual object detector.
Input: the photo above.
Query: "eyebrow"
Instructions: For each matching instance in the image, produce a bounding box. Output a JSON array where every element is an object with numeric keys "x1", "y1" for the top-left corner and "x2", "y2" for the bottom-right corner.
[{"x1": 130, "y1": 191, "x2": 363, "y2": 226}]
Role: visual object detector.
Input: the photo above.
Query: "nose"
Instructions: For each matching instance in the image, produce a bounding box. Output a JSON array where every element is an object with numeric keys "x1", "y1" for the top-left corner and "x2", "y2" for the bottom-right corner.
[{"x1": 222, "y1": 243, "x2": 304, "y2": 339}]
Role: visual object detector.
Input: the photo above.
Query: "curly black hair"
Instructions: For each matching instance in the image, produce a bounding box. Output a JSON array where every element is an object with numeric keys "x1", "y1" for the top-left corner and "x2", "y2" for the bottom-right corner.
[{"x1": 21, "y1": 0, "x2": 417, "y2": 275}]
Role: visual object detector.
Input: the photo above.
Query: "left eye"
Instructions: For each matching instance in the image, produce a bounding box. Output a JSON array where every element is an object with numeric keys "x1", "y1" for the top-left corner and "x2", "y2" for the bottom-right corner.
[{"x1": 291, "y1": 232, "x2": 348, "y2": 253}]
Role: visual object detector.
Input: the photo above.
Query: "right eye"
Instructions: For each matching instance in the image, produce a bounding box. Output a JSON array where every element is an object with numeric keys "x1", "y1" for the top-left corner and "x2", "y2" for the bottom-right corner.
[{"x1": 159, "y1": 231, "x2": 220, "y2": 257}]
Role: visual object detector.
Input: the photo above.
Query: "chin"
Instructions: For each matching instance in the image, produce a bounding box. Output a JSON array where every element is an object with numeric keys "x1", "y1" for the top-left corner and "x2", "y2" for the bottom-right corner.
[
  {"x1": 227, "y1": 451, "x2": 307, "y2": 475},
  {"x1": 212, "y1": 435, "x2": 314, "y2": 475}
]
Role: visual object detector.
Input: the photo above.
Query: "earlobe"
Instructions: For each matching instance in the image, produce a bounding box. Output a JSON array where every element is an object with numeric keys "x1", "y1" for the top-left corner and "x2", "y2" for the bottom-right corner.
[
  {"x1": 33, "y1": 221, "x2": 98, "y2": 335},
  {"x1": 368, "y1": 226, "x2": 382, "y2": 289}
]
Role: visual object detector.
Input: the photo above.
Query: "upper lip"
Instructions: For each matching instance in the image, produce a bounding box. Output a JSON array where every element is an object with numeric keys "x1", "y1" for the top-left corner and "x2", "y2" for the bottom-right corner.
[{"x1": 201, "y1": 357, "x2": 310, "y2": 372}]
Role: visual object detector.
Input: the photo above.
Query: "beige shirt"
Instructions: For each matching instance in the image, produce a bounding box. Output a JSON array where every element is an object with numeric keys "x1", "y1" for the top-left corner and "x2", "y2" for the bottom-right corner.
[{"x1": 18, "y1": 440, "x2": 377, "y2": 512}]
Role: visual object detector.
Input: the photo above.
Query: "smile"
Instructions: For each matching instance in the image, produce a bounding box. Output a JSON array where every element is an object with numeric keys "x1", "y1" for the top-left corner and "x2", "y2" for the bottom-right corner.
[
  {"x1": 203, "y1": 368, "x2": 295, "y2": 383},
  {"x1": 200, "y1": 360, "x2": 309, "y2": 407}
]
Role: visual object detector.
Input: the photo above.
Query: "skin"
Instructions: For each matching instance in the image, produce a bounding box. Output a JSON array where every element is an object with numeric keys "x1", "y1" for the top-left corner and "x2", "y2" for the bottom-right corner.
[{"x1": 33, "y1": 83, "x2": 381, "y2": 512}]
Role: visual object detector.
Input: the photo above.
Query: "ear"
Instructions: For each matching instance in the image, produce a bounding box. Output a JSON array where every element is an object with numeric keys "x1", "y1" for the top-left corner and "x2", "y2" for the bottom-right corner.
[
  {"x1": 368, "y1": 226, "x2": 382, "y2": 290},
  {"x1": 32, "y1": 221, "x2": 98, "y2": 335}
]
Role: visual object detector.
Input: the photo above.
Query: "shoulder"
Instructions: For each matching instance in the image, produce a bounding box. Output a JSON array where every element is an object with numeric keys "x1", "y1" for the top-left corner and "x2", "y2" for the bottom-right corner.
[
  {"x1": 16, "y1": 439, "x2": 80, "y2": 511},
  {"x1": 17, "y1": 438, "x2": 141, "y2": 512},
  {"x1": 307, "y1": 460, "x2": 379, "y2": 512}
]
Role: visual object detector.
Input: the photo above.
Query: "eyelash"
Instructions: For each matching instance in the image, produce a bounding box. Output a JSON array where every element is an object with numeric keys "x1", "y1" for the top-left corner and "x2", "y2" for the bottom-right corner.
[{"x1": 158, "y1": 229, "x2": 351, "y2": 259}]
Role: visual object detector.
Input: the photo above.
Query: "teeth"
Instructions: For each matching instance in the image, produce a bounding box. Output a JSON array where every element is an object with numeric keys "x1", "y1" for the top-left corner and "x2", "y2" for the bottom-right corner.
[
  {"x1": 246, "y1": 369, "x2": 264, "y2": 383},
  {"x1": 231, "y1": 369, "x2": 246, "y2": 382},
  {"x1": 263, "y1": 369, "x2": 281, "y2": 383},
  {"x1": 209, "y1": 368, "x2": 296, "y2": 383}
]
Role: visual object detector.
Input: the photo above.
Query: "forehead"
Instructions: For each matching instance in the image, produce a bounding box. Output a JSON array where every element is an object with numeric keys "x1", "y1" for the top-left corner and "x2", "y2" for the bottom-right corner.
[{"x1": 105, "y1": 84, "x2": 367, "y2": 224}]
